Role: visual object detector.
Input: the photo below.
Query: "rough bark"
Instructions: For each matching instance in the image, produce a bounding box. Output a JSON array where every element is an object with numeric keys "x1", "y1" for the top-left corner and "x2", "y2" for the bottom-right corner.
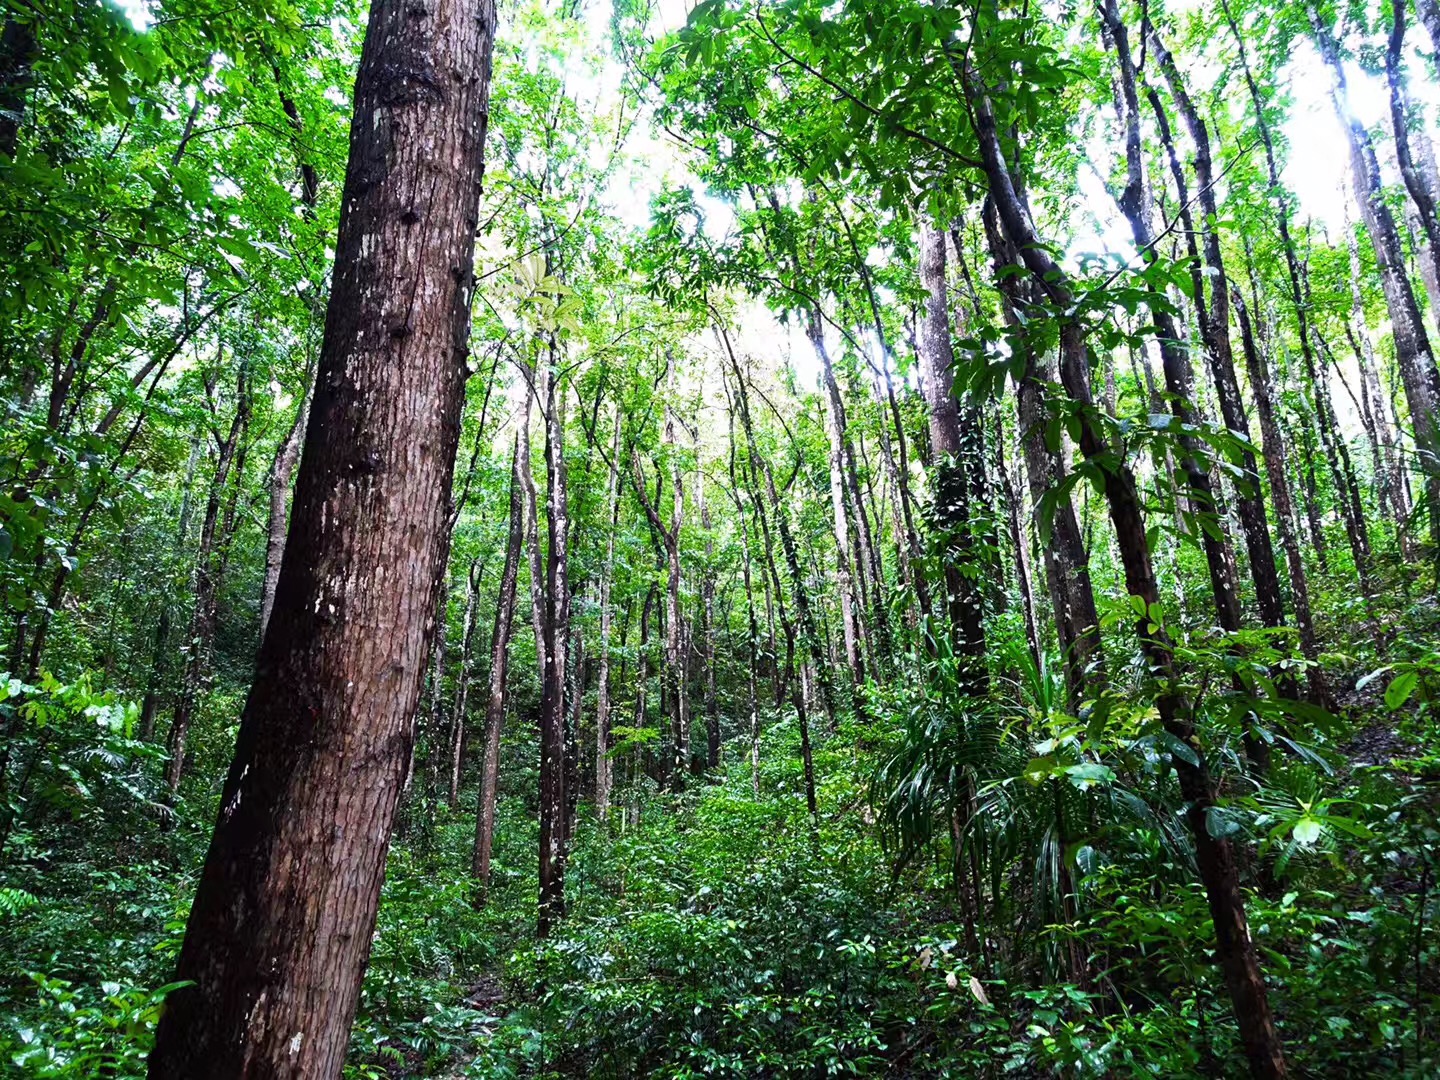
[{"x1": 147, "y1": 0, "x2": 495, "y2": 1071}]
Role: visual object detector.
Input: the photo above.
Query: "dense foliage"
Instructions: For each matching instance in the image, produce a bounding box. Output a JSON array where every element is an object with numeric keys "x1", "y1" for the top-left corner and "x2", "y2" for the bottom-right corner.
[{"x1": 3, "y1": 0, "x2": 1440, "y2": 1075}]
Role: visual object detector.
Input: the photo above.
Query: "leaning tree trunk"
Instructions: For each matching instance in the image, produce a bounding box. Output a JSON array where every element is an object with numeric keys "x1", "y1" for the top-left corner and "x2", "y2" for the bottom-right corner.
[
  {"x1": 473, "y1": 440, "x2": 522, "y2": 889},
  {"x1": 147, "y1": 0, "x2": 496, "y2": 1073},
  {"x1": 1313, "y1": 2, "x2": 1440, "y2": 578},
  {"x1": 1117, "y1": 12, "x2": 1276, "y2": 768},
  {"x1": 971, "y1": 74, "x2": 1286, "y2": 1080},
  {"x1": 1148, "y1": 28, "x2": 1288, "y2": 635}
]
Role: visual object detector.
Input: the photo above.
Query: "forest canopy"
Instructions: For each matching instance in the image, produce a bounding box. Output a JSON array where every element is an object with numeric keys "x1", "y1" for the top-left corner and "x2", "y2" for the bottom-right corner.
[{"x1": 0, "y1": 0, "x2": 1438, "y2": 1076}]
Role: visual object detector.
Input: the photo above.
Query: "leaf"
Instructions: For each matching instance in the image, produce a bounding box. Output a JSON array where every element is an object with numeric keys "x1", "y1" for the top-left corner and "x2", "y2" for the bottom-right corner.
[
  {"x1": 1205, "y1": 805, "x2": 1242, "y2": 839},
  {"x1": 1292, "y1": 817, "x2": 1323, "y2": 845},
  {"x1": 1385, "y1": 671, "x2": 1418, "y2": 710},
  {"x1": 1159, "y1": 731, "x2": 1199, "y2": 767},
  {"x1": 1354, "y1": 666, "x2": 1390, "y2": 691},
  {"x1": 1064, "y1": 762, "x2": 1114, "y2": 790},
  {"x1": 968, "y1": 975, "x2": 989, "y2": 1005}
]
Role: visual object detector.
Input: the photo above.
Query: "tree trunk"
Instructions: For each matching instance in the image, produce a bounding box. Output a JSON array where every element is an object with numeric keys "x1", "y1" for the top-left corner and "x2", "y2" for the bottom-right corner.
[
  {"x1": 519, "y1": 364, "x2": 548, "y2": 682},
  {"x1": 971, "y1": 74, "x2": 1286, "y2": 1080},
  {"x1": 260, "y1": 387, "x2": 310, "y2": 637},
  {"x1": 917, "y1": 216, "x2": 987, "y2": 689},
  {"x1": 538, "y1": 347, "x2": 570, "y2": 938},
  {"x1": 1232, "y1": 286, "x2": 1328, "y2": 705},
  {"x1": 141, "y1": 434, "x2": 204, "y2": 739},
  {"x1": 995, "y1": 411, "x2": 1042, "y2": 674},
  {"x1": 1388, "y1": 0, "x2": 1440, "y2": 342},
  {"x1": 697, "y1": 436, "x2": 721, "y2": 770},
  {"x1": 594, "y1": 404, "x2": 622, "y2": 823},
  {"x1": 983, "y1": 201, "x2": 1104, "y2": 703},
  {"x1": 147, "y1": 0, "x2": 496, "y2": 1072},
  {"x1": 447, "y1": 558, "x2": 482, "y2": 808},
  {"x1": 1313, "y1": 2, "x2": 1440, "y2": 577},
  {"x1": 1148, "y1": 28, "x2": 1288, "y2": 634},
  {"x1": 718, "y1": 324, "x2": 825, "y2": 801},
  {"x1": 1105, "y1": 14, "x2": 1246, "y2": 665},
  {"x1": 0, "y1": 14, "x2": 37, "y2": 159},
  {"x1": 165, "y1": 369, "x2": 251, "y2": 795},
  {"x1": 473, "y1": 440, "x2": 522, "y2": 889}
]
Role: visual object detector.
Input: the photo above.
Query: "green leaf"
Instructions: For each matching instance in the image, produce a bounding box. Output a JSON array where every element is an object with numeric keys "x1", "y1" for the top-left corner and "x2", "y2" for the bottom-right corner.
[
  {"x1": 1384, "y1": 671, "x2": 1418, "y2": 711},
  {"x1": 1159, "y1": 731, "x2": 1199, "y2": 767}
]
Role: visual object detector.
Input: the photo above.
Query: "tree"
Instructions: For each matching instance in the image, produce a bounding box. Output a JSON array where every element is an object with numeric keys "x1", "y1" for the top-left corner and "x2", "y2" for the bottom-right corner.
[{"x1": 146, "y1": 0, "x2": 498, "y2": 1072}]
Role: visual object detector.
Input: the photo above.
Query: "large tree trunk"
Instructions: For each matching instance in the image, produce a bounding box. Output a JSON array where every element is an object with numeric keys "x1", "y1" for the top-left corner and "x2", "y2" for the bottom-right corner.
[
  {"x1": 473, "y1": 440, "x2": 522, "y2": 889},
  {"x1": 971, "y1": 75, "x2": 1286, "y2": 1080},
  {"x1": 147, "y1": 0, "x2": 496, "y2": 1072}
]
